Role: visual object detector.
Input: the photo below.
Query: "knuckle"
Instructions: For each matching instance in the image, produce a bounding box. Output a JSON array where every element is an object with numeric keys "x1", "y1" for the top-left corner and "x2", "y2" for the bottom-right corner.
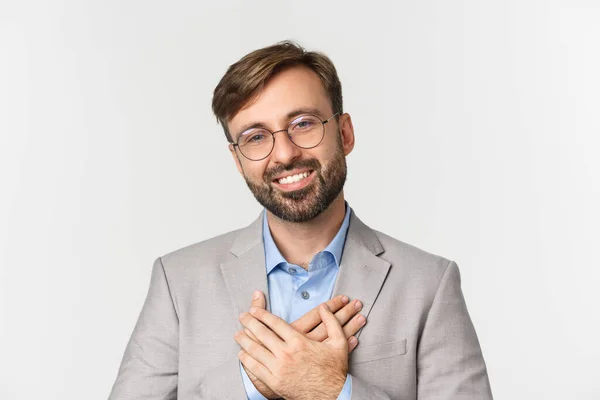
[
  {"x1": 344, "y1": 302, "x2": 358, "y2": 315},
  {"x1": 246, "y1": 340, "x2": 259, "y2": 353},
  {"x1": 289, "y1": 337, "x2": 305, "y2": 351},
  {"x1": 252, "y1": 308, "x2": 264, "y2": 318},
  {"x1": 247, "y1": 332, "x2": 258, "y2": 342},
  {"x1": 280, "y1": 352, "x2": 293, "y2": 365},
  {"x1": 248, "y1": 330, "x2": 260, "y2": 341},
  {"x1": 257, "y1": 362, "x2": 268, "y2": 374},
  {"x1": 313, "y1": 327, "x2": 326, "y2": 340},
  {"x1": 347, "y1": 319, "x2": 360, "y2": 331},
  {"x1": 338, "y1": 308, "x2": 353, "y2": 322},
  {"x1": 332, "y1": 297, "x2": 343, "y2": 309}
]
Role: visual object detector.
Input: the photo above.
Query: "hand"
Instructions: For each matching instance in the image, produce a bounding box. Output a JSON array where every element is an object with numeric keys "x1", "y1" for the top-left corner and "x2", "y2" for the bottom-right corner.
[
  {"x1": 291, "y1": 294, "x2": 366, "y2": 344},
  {"x1": 236, "y1": 304, "x2": 348, "y2": 400},
  {"x1": 240, "y1": 292, "x2": 366, "y2": 399}
]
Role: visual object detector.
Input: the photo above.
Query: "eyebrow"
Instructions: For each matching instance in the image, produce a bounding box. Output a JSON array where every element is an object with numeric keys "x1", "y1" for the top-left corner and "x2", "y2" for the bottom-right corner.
[{"x1": 234, "y1": 107, "x2": 325, "y2": 139}]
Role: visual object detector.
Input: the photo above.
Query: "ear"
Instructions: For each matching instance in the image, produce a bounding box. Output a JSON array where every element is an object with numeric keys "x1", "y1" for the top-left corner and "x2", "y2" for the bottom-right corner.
[
  {"x1": 338, "y1": 113, "x2": 355, "y2": 156},
  {"x1": 229, "y1": 143, "x2": 244, "y2": 175}
]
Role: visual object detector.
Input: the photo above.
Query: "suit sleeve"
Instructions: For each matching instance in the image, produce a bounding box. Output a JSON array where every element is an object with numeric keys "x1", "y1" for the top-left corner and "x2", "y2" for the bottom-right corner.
[
  {"x1": 108, "y1": 257, "x2": 179, "y2": 400},
  {"x1": 416, "y1": 261, "x2": 493, "y2": 399}
]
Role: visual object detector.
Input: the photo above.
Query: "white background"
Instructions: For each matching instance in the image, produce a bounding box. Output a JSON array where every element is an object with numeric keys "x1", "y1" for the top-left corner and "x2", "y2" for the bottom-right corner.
[{"x1": 1, "y1": 1, "x2": 599, "y2": 399}]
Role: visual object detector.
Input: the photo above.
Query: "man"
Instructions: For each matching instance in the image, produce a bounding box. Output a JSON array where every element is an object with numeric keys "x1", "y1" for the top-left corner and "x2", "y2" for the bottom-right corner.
[{"x1": 109, "y1": 41, "x2": 493, "y2": 400}]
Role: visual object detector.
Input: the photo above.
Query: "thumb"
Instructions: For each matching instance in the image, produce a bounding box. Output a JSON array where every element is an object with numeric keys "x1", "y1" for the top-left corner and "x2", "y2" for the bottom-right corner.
[{"x1": 318, "y1": 304, "x2": 345, "y2": 345}]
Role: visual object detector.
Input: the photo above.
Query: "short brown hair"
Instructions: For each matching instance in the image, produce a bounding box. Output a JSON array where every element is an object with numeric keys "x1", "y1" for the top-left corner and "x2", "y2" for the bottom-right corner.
[{"x1": 212, "y1": 40, "x2": 343, "y2": 142}]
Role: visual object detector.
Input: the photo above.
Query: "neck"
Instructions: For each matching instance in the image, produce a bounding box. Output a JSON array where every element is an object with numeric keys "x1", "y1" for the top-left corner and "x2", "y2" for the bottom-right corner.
[{"x1": 266, "y1": 193, "x2": 347, "y2": 270}]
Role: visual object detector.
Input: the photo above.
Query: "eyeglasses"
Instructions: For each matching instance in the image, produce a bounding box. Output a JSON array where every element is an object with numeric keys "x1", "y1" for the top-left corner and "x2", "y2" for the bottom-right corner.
[{"x1": 231, "y1": 112, "x2": 339, "y2": 161}]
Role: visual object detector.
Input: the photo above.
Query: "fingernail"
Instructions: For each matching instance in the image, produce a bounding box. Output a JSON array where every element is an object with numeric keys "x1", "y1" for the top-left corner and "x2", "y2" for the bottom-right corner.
[
  {"x1": 252, "y1": 291, "x2": 260, "y2": 300},
  {"x1": 355, "y1": 300, "x2": 363, "y2": 310},
  {"x1": 239, "y1": 312, "x2": 247, "y2": 320},
  {"x1": 349, "y1": 337, "x2": 358, "y2": 346},
  {"x1": 357, "y1": 314, "x2": 366, "y2": 325},
  {"x1": 341, "y1": 295, "x2": 349, "y2": 304},
  {"x1": 249, "y1": 307, "x2": 257, "y2": 315}
]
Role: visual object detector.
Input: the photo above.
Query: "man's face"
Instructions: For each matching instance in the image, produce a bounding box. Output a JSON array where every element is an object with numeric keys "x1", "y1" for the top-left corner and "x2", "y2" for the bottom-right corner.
[{"x1": 227, "y1": 66, "x2": 354, "y2": 223}]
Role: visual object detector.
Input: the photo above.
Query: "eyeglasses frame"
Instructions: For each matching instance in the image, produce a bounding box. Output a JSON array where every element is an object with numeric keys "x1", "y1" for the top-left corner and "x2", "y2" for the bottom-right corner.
[{"x1": 230, "y1": 112, "x2": 340, "y2": 161}]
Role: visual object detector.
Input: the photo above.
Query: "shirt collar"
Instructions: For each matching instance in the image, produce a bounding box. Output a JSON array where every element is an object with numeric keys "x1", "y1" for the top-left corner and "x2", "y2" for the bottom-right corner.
[{"x1": 262, "y1": 202, "x2": 352, "y2": 275}]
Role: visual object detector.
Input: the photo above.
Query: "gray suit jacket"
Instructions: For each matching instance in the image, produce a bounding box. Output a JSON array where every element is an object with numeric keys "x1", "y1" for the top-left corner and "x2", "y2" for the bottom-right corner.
[{"x1": 109, "y1": 211, "x2": 493, "y2": 399}]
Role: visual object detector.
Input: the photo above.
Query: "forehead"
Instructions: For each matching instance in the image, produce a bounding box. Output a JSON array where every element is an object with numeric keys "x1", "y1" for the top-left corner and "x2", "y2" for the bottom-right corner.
[{"x1": 228, "y1": 66, "x2": 332, "y2": 135}]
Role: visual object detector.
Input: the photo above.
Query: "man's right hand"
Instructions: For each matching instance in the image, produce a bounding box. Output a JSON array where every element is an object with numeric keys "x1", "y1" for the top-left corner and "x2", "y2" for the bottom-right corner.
[{"x1": 241, "y1": 291, "x2": 366, "y2": 399}]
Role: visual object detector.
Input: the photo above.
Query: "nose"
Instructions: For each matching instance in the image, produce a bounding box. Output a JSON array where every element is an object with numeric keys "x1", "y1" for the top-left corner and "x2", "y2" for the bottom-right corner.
[{"x1": 269, "y1": 129, "x2": 302, "y2": 165}]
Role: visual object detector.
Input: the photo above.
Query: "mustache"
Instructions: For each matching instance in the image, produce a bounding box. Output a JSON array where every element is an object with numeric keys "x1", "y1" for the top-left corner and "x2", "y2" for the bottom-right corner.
[{"x1": 264, "y1": 159, "x2": 321, "y2": 181}]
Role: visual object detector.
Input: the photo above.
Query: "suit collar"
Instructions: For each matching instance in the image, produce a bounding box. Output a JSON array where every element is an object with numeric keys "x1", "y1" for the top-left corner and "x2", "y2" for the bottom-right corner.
[
  {"x1": 230, "y1": 205, "x2": 378, "y2": 257},
  {"x1": 262, "y1": 203, "x2": 353, "y2": 275},
  {"x1": 344, "y1": 210, "x2": 384, "y2": 256},
  {"x1": 228, "y1": 209, "x2": 264, "y2": 257}
]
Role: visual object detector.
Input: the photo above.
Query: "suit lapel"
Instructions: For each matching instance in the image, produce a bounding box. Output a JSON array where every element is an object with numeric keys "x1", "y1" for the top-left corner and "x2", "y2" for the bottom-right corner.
[
  {"x1": 220, "y1": 209, "x2": 390, "y2": 339},
  {"x1": 220, "y1": 211, "x2": 271, "y2": 328},
  {"x1": 332, "y1": 211, "x2": 391, "y2": 340}
]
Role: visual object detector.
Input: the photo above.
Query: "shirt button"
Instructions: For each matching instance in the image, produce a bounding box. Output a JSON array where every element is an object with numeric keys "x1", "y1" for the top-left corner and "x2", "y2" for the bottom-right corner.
[
  {"x1": 301, "y1": 291, "x2": 310, "y2": 300},
  {"x1": 288, "y1": 268, "x2": 297, "y2": 274}
]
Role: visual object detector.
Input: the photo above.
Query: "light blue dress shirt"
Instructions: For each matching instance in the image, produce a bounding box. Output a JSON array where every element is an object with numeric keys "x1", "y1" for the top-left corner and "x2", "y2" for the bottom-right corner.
[{"x1": 240, "y1": 204, "x2": 353, "y2": 400}]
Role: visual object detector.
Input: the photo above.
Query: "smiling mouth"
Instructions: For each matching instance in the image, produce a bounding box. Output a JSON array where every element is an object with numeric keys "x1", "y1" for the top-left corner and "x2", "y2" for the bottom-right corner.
[{"x1": 274, "y1": 170, "x2": 313, "y2": 185}]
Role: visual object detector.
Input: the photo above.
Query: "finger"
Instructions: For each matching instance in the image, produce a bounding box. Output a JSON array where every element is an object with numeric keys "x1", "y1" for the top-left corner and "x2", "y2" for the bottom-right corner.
[
  {"x1": 238, "y1": 349, "x2": 278, "y2": 391},
  {"x1": 325, "y1": 334, "x2": 359, "y2": 353},
  {"x1": 347, "y1": 336, "x2": 359, "y2": 353},
  {"x1": 250, "y1": 290, "x2": 266, "y2": 310},
  {"x1": 342, "y1": 313, "x2": 367, "y2": 339},
  {"x1": 239, "y1": 312, "x2": 286, "y2": 354},
  {"x1": 247, "y1": 291, "x2": 267, "y2": 344},
  {"x1": 307, "y1": 299, "x2": 362, "y2": 341},
  {"x1": 317, "y1": 304, "x2": 345, "y2": 345},
  {"x1": 244, "y1": 327, "x2": 261, "y2": 345},
  {"x1": 234, "y1": 329, "x2": 276, "y2": 371},
  {"x1": 290, "y1": 295, "x2": 349, "y2": 334},
  {"x1": 249, "y1": 307, "x2": 301, "y2": 343}
]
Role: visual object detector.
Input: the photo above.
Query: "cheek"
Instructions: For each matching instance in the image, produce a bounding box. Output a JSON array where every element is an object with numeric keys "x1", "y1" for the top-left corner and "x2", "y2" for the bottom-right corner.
[
  {"x1": 321, "y1": 133, "x2": 343, "y2": 156},
  {"x1": 241, "y1": 160, "x2": 269, "y2": 181},
  {"x1": 314, "y1": 147, "x2": 337, "y2": 167}
]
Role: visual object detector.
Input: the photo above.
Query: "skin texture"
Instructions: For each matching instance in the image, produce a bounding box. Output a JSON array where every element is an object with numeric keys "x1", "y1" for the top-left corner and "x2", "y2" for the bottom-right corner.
[
  {"x1": 236, "y1": 304, "x2": 349, "y2": 400},
  {"x1": 241, "y1": 292, "x2": 367, "y2": 399},
  {"x1": 227, "y1": 66, "x2": 359, "y2": 398}
]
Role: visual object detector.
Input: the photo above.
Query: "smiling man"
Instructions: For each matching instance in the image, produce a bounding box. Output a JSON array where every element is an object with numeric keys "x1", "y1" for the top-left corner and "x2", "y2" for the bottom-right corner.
[{"x1": 109, "y1": 41, "x2": 493, "y2": 400}]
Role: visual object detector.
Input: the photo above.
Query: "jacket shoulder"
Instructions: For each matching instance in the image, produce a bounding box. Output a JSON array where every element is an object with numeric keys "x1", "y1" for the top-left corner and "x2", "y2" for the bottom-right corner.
[
  {"x1": 159, "y1": 227, "x2": 243, "y2": 269},
  {"x1": 373, "y1": 229, "x2": 454, "y2": 277}
]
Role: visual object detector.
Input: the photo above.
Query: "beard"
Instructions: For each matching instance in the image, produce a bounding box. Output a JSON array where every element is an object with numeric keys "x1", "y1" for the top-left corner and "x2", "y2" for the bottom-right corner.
[{"x1": 243, "y1": 141, "x2": 347, "y2": 223}]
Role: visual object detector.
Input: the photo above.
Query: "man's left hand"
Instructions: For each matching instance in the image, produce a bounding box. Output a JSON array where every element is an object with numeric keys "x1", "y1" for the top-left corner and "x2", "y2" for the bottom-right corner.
[{"x1": 235, "y1": 304, "x2": 348, "y2": 400}]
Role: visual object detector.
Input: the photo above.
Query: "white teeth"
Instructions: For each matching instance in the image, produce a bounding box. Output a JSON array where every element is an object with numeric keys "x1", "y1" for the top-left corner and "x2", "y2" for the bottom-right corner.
[{"x1": 278, "y1": 171, "x2": 310, "y2": 185}]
